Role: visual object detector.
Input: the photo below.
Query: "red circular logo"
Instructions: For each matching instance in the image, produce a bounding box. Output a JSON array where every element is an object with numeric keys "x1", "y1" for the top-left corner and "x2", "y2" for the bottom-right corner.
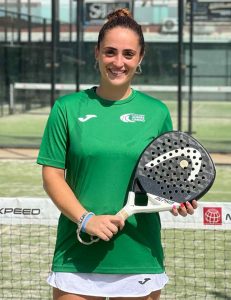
[{"x1": 203, "y1": 207, "x2": 222, "y2": 225}]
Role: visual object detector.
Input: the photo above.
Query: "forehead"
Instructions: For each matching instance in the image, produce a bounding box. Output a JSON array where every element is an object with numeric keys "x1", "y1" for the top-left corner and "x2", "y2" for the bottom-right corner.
[{"x1": 101, "y1": 27, "x2": 140, "y2": 50}]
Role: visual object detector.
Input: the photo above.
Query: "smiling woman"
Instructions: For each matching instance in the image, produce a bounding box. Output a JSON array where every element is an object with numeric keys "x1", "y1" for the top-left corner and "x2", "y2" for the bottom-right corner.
[
  {"x1": 95, "y1": 9, "x2": 144, "y2": 100},
  {"x1": 36, "y1": 8, "x2": 197, "y2": 300}
]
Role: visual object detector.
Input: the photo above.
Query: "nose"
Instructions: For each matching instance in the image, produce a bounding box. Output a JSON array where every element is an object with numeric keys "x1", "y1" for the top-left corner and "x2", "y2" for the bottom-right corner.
[{"x1": 113, "y1": 54, "x2": 124, "y2": 68}]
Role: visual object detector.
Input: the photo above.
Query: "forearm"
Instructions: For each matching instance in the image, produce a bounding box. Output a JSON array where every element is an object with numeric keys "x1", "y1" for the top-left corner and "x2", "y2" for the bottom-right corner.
[{"x1": 42, "y1": 166, "x2": 86, "y2": 223}]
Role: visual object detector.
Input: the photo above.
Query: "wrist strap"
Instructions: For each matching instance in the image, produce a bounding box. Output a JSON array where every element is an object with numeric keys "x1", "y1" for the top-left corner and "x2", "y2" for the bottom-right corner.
[
  {"x1": 81, "y1": 212, "x2": 95, "y2": 232},
  {"x1": 76, "y1": 211, "x2": 99, "y2": 245}
]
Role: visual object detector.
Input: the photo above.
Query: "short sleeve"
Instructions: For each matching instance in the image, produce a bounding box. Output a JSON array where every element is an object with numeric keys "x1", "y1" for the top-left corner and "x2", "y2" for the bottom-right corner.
[
  {"x1": 37, "y1": 100, "x2": 68, "y2": 169},
  {"x1": 159, "y1": 107, "x2": 173, "y2": 135}
]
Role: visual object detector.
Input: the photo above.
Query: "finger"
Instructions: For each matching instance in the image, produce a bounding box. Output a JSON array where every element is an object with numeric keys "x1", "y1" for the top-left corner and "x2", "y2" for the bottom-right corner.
[
  {"x1": 185, "y1": 201, "x2": 195, "y2": 215},
  {"x1": 178, "y1": 203, "x2": 187, "y2": 217},
  {"x1": 106, "y1": 223, "x2": 119, "y2": 235},
  {"x1": 171, "y1": 204, "x2": 179, "y2": 216},
  {"x1": 191, "y1": 199, "x2": 198, "y2": 209},
  {"x1": 110, "y1": 216, "x2": 125, "y2": 230}
]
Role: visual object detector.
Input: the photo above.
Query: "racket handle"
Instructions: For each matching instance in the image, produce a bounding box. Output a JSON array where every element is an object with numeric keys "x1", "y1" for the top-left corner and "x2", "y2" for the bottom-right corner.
[
  {"x1": 117, "y1": 208, "x2": 130, "y2": 221},
  {"x1": 116, "y1": 191, "x2": 135, "y2": 221}
]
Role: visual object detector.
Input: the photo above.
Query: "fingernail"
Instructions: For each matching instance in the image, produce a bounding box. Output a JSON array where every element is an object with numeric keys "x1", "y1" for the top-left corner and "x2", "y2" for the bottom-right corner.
[
  {"x1": 180, "y1": 203, "x2": 185, "y2": 208},
  {"x1": 173, "y1": 205, "x2": 176, "y2": 209}
]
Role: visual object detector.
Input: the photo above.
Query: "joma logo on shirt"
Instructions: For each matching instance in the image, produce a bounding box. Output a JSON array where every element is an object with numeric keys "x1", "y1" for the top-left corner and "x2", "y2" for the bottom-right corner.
[{"x1": 120, "y1": 113, "x2": 145, "y2": 123}]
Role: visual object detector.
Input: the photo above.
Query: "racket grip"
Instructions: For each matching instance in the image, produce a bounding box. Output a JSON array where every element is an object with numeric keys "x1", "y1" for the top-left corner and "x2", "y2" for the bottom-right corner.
[
  {"x1": 117, "y1": 208, "x2": 130, "y2": 221},
  {"x1": 116, "y1": 191, "x2": 136, "y2": 220}
]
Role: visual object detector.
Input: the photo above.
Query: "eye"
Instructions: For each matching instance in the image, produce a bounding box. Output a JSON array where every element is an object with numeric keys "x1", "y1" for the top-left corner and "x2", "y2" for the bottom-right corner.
[
  {"x1": 104, "y1": 49, "x2": 116, "y2": 57},
  {"x1": 123, "y1": 50, "x2": 135, "y2": 59}
]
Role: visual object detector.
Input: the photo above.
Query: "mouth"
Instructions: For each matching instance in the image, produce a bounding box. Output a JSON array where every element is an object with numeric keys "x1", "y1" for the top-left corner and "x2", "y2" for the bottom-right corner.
[{"x1": 107, "y1": 68, "x2": 127, "y2": 77}]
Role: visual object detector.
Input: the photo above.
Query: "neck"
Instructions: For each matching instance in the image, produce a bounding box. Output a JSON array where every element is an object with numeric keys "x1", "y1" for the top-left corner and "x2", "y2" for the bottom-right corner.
[{"x1": 96, "y1": 83, "x2": 132, "y2": 101}]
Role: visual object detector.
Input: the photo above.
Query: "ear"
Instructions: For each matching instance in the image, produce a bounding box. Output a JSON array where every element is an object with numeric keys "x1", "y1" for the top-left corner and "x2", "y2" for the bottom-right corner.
[{"x1": 95, "y1": 46, "x2": 99, "y2": 60}]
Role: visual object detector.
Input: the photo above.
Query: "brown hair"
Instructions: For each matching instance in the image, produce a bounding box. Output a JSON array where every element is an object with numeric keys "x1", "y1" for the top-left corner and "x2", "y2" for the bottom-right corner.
[{"x1": 97, "y1": 8, "x2": 145, "y2": 56}]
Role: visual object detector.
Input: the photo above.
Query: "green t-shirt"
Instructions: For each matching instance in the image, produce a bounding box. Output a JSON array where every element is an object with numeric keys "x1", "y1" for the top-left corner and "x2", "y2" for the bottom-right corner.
[{"x1": 37, "y1": 87, "x2": 173, "y2": 274}]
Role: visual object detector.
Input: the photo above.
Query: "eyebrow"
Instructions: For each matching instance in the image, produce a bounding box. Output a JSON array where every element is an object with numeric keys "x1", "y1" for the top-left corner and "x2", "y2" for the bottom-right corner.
[{"x1": 103, "y1": 47, "x2": 137, "y2": 53}]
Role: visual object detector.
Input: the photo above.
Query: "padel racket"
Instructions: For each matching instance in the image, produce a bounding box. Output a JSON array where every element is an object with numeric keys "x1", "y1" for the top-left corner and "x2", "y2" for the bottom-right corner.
[{"x1": 117, "y1": 131, "x2": 216, "y2": 220}]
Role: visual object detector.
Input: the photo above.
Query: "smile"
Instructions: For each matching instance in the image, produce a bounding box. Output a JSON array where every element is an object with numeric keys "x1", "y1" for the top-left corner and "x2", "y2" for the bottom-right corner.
[{"x1": 108, "y1": 68, "x2": 126, "y2": 76}]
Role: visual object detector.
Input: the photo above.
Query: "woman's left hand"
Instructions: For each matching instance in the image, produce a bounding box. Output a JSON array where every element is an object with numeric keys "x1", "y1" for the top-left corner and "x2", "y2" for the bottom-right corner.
[{"x1": 171, "y1": 200, "x2": 198, "y2": 217}]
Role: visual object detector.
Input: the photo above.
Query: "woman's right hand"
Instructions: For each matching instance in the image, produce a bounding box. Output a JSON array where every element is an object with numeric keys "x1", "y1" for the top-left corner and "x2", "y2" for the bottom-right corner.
[{"x1": 85, "y1": 215, "x2": 125, "y2": 241}]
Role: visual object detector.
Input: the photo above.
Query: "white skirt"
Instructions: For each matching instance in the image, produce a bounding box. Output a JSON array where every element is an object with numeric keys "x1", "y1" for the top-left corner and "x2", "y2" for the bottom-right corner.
[{"x1": 47, "y1": 272, "x2": 169, "y2": 297}]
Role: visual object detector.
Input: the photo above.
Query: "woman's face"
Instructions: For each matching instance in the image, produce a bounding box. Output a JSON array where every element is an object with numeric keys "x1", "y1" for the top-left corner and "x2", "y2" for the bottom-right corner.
[{"x1": 95, "y1": 27, "x2": 143, "y2": 89}]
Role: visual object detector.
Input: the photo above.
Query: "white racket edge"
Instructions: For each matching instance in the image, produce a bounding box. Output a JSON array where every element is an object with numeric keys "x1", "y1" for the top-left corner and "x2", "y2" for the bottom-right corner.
[{"x1": 117, "y1": 191, "x2": 181, "y2": 221}]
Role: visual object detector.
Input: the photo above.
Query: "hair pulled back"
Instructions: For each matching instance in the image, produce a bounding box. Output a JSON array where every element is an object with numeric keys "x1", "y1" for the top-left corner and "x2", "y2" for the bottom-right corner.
[{"x1": 97, "y1": 8, "x2": 145, "y2": 56}]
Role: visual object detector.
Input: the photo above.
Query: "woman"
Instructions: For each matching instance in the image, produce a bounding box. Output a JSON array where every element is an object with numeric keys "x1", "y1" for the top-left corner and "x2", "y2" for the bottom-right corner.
[{"x1": 37, "y1": 8, "x2": 197, "y2": 300}]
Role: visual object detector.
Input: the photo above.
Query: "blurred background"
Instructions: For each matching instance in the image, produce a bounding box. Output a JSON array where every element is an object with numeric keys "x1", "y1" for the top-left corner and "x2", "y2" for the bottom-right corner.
[
  {"x1": 0, "y1": 0, "x2": 230, "y2": 151},
  {"x1": 0, "y1": 1, "x2": 230, "y2": 299}
]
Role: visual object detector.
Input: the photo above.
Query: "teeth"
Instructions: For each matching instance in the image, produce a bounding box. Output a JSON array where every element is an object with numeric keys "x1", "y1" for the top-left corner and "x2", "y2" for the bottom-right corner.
[{"x1": 109, "y1": 69, "x2": 125, "y2": 75}]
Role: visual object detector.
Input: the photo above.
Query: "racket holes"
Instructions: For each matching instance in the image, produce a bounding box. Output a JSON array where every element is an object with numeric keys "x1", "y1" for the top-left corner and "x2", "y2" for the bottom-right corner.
[
  {"x1": 202, "y1": 176, "x2": 205, "y2": 179},
  {"x1": 170, "y1": 196, "x2": 173, "y2": 200},
  {"x1": 180, "y1": 139, "x2": 183, "y2": 143},
  {"x1": 181, "y1": 147, "x2": 184, "y2": 150},
  {"x1": 163, "y1": 156, "x2": 167, "y2": 159},
  {"x1": 168, "y1": 167, "x2": 172, "y2": 170},
  {"x1": 157, "y1": 147, "x2": 160, "y2": 150},
  {"x1": 161, "y1": 186, "x2": 164, "y2": 190},
  {"x1": 186, "y1": 144, "x2": 189, "y2": 147},
  {"x1": 169, "y1": 152, "x2": 173, "y2": 156},
  {"x1": 198, "y1": 181, "x2": 201, "y2": 184},
  {"x1": 181, "y1": 190, "x2": 184, "y2": 193},
  {"x1": 168, "y1": 139, "x2": 171, "y2": 142},
  {"x1": 162, "y1": 143, "x2": 166, "y2": 146},
  {"x1": 203, "y1": 164, "x2": 206, "y2": 167},
  {"x1": 173, "y1": 184, "x2": 176, "y2": 187},
  {"x1": 163, "y1": 163, "x2": 166, "y2": 166},
  {"x1": 175, "y1": 150, "x2": 178, "y2": 153},
  {"x1": 199, "y1": 157, "x2": 202, "y2": 160},
  {"x1": 169, "y1": 191, "x2": 172, "y2": 194},
  {"x1": 152, "y1": 152, "x2": 155, "y2": 155},
  {"x1": 174, "y1": 142, "x2": 177, "y2": 145},
  {"x1": 163, "y1": 192, "x2": 166, "y2": 195},
  {"x1": 147, "y1": 174, "x2": 151, "y2": 177},
  {"x1": 149, "y1": 169, "x2": 152, "y2": 172},
  {"x1": 187, "y1": 190, "x2": 190, "y2": 194},
  {"x1": 144, "y1": 167, "x2": 147, "y2": 171},
  {"x1": 175, "y1": 190, "x2": 178, "y2": 193},
  {"x1": 193, "y1": 150, "x2": 197, "y2": 153}
]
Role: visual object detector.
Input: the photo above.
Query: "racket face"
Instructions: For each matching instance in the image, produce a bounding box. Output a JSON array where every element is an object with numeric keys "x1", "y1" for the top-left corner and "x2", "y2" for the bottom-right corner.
[{"x1": 133, "y1": 131, "x2": 216, "y2": 203}]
